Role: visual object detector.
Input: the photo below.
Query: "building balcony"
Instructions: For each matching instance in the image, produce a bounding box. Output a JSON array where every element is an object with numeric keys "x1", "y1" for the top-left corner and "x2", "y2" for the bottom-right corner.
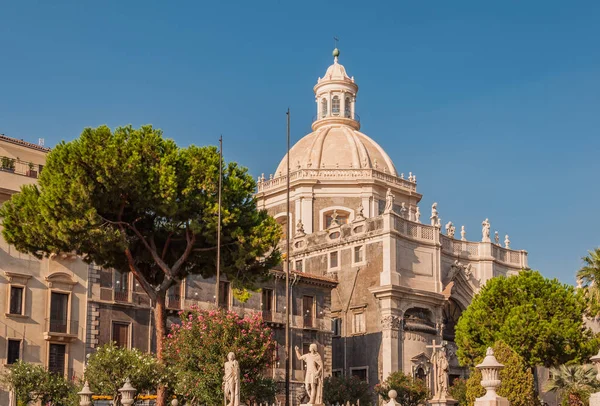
[
  {"x1": 0, "y1": 155, "x2": 43, "y2": 193},
  {"x1": 44, "y1": 318, "x2": 79, "y2": 342}
]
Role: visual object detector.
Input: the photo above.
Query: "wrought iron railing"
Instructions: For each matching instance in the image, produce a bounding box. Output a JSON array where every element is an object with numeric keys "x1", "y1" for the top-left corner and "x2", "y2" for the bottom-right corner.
[{"x1": 0, "y1": 155, "x2": 43, "y2": 178}]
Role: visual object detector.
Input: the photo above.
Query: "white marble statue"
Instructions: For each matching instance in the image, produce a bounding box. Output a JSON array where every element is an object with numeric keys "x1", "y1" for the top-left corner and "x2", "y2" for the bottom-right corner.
[
  {"x1": 223, "y1": 352, "x2": 240, "y2": 406},
  {"x1": 481, "y1": 218, "x2": 491, "y2": 242},
  {"x1": 431, "y1": 346, "x2": 450, "y2": 399},
  {"x1": 430, "y1": 203, "x2": 439, "y2": 226},
  {"x1": 295, "y1": 344, "x2": 324, "y2": 405},
  {"x1": 460, "y1": 225, "x2": 466, "y2": 241},
  {"x1": 504, "y1": 235, "x2": 510, "y2": 249},
  {"x1": 445, "y1": 222, "x2": 455, "y2": 238},
  {"x1": 384, "y1": 188, "x2": 394, "y2": 214},
  {"x1": 415, "y1": 207, "x2": 421, "y2": 223},
  {"x1": 296, "y1": 219, "x2": 305, "y2": 236},
  {"x1": 494, "y1": 231, "x2": 499, "y2": 245},
  {"x1": 356, "y1": 203, "x2": 365, "y2": 220},
  {"x1": 399, "y1": 202, "x2": 408, "y2": 219}
]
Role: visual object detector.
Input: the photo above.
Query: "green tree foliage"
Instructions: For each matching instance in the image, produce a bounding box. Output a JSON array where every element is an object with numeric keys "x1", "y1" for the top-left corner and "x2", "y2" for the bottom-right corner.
[
  {"x1": 374, "y1": 371, "x2": 429, "y2": 406},
  {"x1": 0, "y1": 125, "x2": 281, "y2": 388},
  {"x1": 545, "y1": 364, "x2": 600, "y2": 406},
  {"x1": 84, "y1": 342, "x2": 164, "y2": 405},
  {"x1": 0, "y1": 361, "x2": 78, "y2": 406},
  {"x1": 323, "y1": 375, "x2": 373, "y2": 406},
  {"x1": 449, "y1": 377, "x2": 468, "y2": 406},
  {"x1": 465, "y1": 341, "x2": 536, "y2": 406},
  {"x1": 577, "y1": 248, "x2": 600, "y2": 317},
  {"x1": 455, "y1": 270, "x2": 597, "y2": 368},
  {"x1": 163, "y1": 306, "x2": 277, "y2": 405}
]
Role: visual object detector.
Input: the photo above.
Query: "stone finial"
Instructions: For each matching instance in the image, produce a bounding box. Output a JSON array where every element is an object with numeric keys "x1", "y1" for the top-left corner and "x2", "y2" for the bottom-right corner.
[
  {"x1": 504, "y1": 235, "x2": 510, "y2": 249},
  {"x1": 78, "y1": 381, "x2": 94, "y2": 406},
  {"x1": 400, "y1": 173, "x2": 404, "y2": 179},
  {"x1": 476, "y1": 348, "x2": 504, "y2": 398},
  {"x1": 119, "y1": 378, "x2": 137, "y2": 406},
  {"x1": 386, "y1": 390, "x2": 401, "y2": 406},
  {"x1": 171, "y1": 400, "x2": 180, "y2": 406}
]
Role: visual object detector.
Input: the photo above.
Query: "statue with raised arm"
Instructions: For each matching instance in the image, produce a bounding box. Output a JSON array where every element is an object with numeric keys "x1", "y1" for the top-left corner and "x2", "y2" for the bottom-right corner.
[
  {"x1": 223, "y1": 352, "x2": 240, "y2": 406},
  {"x1": 295, "y1": 344, "x2": 324, "y2": 405}
]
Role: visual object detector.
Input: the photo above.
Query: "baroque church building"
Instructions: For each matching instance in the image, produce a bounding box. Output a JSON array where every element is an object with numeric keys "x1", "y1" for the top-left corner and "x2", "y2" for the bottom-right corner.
[{"x1": 255, "y1": 48, "x2": 528, "y2": 389}]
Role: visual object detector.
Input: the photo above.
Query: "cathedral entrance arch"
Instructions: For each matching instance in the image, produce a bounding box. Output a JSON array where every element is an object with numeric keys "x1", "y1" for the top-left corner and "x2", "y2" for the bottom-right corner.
[{"x1": 442, "y1": 299, "x2": 464, "y2": 342}]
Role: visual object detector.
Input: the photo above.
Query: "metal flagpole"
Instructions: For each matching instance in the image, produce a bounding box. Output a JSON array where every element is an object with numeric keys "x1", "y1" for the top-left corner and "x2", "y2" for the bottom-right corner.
[
  {"x1": 215, "y1": 135, "x2": 223, "y2": 307},
  {"x1": 285, "y1": 109, "x2": 291, "y2": 406}
]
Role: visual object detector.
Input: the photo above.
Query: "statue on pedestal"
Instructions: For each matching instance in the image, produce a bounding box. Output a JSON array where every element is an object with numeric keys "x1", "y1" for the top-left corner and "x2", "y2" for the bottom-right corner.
[
  {"x1": 460, "y1": 226, "x2": 466, "y2": 241},
  {"x1": 481, "y1": 218, "x2": 491, "y2": 242},
  {"x1": 384, "y1": 189, "x2": 395, "y2": 214},
  {"x1": 431, "y1": 346, "x2": 449, "y2": 399},
  {"x1": 504, "y1": 235, "x2": 510, "y2": 249},
  {"x1": 400, "y1": 202, "x2": 408, "y2": 219},
  {"x1": 223, "y1": 352, "x2": 240, "y2": 406},
  {"x1": 494, "y1": 231, "x2": 499, "y2": 245},
  {"x1": 430, "y1": 203, "x2": 439, "y2": 226},
  {"x1": 445, "y1": 222, "x2": 455, "y2": 239},
  {"x1": 415, "y1": 207, "x2": 421, "y2": 223},
  {"x1": 295, "y1": 344, "x2": 324, "y2": 405}
]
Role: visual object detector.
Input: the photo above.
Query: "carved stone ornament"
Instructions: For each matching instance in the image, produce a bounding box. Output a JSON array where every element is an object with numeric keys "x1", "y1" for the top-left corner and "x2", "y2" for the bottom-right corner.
[{"x1": 380, "y1": 315, "x2": 402, "y2": 330}]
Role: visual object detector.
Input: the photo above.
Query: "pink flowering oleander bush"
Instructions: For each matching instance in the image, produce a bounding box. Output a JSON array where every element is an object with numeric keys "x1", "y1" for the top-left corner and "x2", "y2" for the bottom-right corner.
[{"x1": 164, "y1": 306, "x2": 278, "y2": 405}]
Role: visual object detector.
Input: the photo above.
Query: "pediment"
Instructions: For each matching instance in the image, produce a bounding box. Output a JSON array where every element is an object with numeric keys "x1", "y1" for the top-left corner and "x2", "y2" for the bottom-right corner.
[
  {"x1": 411, "y1": 352, "x2": 430, "y2": 363},
  {"x1": 45, "y1": 272, "x2": 77, "y2": 291}
]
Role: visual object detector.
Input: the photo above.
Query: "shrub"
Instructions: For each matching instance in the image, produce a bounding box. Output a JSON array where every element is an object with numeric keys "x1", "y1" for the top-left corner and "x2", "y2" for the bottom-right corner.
[
  {"x1": 449, "y1": 377, "x2": 468, "y2": 406},
  {"x1": 163, "y1": 307, "x2": 277, "y2": 405},
  {"x1": 323, "y1": 375, "x2": 373, "y2": 406},
  {"x1": 374, "y1": 371, "x2": 429, "y2": 406}
]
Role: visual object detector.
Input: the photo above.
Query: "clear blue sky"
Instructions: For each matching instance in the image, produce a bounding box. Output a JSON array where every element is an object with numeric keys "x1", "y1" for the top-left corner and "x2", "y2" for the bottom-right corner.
[{"x1": 1, "y1": 1, "x2": 599, "y2": 284}]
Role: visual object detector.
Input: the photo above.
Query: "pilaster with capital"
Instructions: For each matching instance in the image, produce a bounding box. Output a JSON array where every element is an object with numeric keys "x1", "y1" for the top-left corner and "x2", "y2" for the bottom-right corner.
[{"x1": 380, "y1": 313, "x2": 403, "y2": 380}]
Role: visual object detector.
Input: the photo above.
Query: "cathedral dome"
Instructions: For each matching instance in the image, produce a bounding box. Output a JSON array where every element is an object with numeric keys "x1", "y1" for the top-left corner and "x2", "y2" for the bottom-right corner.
[{"x1": 275, "y1": 124, "x2": 398, "y2": 176}]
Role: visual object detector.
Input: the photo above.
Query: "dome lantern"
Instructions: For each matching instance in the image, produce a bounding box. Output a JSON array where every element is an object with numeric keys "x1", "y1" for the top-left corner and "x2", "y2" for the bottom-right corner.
[{"x1": 313, "y1": 48, "x2": 360, "y2": 131}]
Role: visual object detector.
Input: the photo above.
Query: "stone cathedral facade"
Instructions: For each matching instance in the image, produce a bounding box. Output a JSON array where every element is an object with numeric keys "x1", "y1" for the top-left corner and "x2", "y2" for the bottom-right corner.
[{"x1": 255, "y1": 49, "x2": 528, "y2": 390}]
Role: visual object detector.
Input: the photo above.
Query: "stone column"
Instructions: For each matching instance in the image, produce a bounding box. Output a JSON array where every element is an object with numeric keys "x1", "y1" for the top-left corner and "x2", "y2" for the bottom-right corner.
[
  {"x1": 380, "y1": 314, "x2": 402, "y2": 380},
  {"x1": 590, "y1": 349, "x2": 600, "y2": 406}
]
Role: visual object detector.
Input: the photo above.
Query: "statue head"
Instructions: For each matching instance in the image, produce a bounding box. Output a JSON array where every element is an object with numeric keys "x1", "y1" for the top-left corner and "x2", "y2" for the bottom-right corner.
[
  {"x1": 227, "y1": 352, "x2": 236, "y2": 361},
  {"x1": 309, "y1": 343, "x2": 318, "y2": 353}
]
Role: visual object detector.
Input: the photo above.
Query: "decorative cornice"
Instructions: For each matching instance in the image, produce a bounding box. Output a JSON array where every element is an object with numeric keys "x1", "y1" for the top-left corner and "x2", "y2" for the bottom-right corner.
[{"x1": 380, "y1": 315, "x2": 402, "y2": 330}]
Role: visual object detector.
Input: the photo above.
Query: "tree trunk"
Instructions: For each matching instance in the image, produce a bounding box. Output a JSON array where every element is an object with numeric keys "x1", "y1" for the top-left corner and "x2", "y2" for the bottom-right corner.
[{"x1": 155, "y1": 292, "x2": 168, "y2": 406}]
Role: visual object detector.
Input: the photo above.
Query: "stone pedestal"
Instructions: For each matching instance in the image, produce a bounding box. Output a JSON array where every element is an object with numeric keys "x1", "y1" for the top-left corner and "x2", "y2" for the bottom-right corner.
[
  {"x1": 428, "y1": 394, "x2": 458, "y2": 406},
  {"x1": 589, "y1": 392, "x2": 600, "y2": 406}
]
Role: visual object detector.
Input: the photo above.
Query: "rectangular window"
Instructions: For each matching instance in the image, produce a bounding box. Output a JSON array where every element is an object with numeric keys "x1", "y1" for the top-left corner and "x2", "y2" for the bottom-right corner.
[
  {"x1": 49, "y1": 292, "x2": 69, "y2": 333},
  {"x1": 48, "y1": 344, "x2": 66, "y2": 375},
  {"x1": 303, "y1": 296, "x2": 314, "y2": 328},
  {"x1": 332, "y1": 369, "x2": 343, "y2": 378},
  {"x1": 9, "y1": 286, "x2": 23, "y2": 315},
  {"x1": 112, "y1": 322, "x2": 130, "y2": 348},
  {"x1": 332, "y1": 318, "x2": 342, "y2": 336},
  {"x1": 114, "y1": 270, "x2": 129, "y2": 302},
  {"x1": 351, "y1": 367, "x2": 368, "y2": 382},
  {"x1": 329, "y1": 251, "x2": 338, "y2": 269},
  {"x1": 295, "y1": 260, "x2": 303, "y2": 272},
  {"x1": 262, "y1": 289, "x2": 274, "y2": 313},
  {"x1": 167, "y1": 283, "x2": 181, "y2": 309},
  {"x1": 353, "y1": 312, "x2": 365, "y2": 334},
  {"x1": 219, "y1": 281, "x2": 230, "y2": 309},
  {"x1": 7, "y1": 340, "x2": 21, "y2": 364},
  {"x1": 354, "y1": 246, "x2": 364, "y2": 263}
]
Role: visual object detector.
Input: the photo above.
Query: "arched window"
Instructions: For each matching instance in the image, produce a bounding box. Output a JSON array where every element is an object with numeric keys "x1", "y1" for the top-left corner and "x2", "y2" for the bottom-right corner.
[
  {"x1": 345, "y1": 97, "x2": 351, "y2": 118},
  {"x1": 332, "y1": 96, "x2": 340, "y2": 116},
  {"x1": 321, "y1": 98, "x2": 328, "y2": 118},
  {"x1": 415, "y1": 367, "x2": 426, "y2": 381}
]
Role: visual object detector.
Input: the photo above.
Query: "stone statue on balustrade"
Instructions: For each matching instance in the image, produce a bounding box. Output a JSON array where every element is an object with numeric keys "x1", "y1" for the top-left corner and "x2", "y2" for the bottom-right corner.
[
  {"x1": 296, "y1": 219, "x2": 305, "y2": 237},
  {"x1": 445, "y1": 222, "x2": 455, "y2": 239},
  {"x1": 431, "y1": 203, "x2": 439, "y2": 226},
  {"x1": 223, "y1": 352, "x2": 240, "y2": 406},
  {"x1": 356, "y1": 203, "x2": 365, "y2": 220},
  {"x1": 504, "y1": 235, "x2": 510, "y2": 249},
  {"x1": 400, "y1": 202, "x2": 408, "y2": 219},
  {"x1": 384, "y1": 188, "x2": 395, "y2": 214},
  {"x1": 481, "y1": 218, "x2": 491, "y2": 242},
  {"x1": 460, "y1": 226, "x2": 466, "y2": 241},
  {"x1": 415, "y1": 207, "x2": 421, "y2": 223},
  {"x1": 295, "y1": 344, "x2": 324, "y2": 405},
  {"x1": 494, "y1": 231, "x2": 499, "y2": 245}
]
